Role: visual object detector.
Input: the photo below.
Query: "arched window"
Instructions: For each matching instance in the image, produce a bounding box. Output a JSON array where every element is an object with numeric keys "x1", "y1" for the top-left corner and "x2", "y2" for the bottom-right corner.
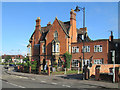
[
  {"x1": 42, "y1": 44, "x2": 45, "y2": 53},
  {"x1": 56, "y1": 43, "x2": 59, "y2": 52},
  {"x1": 54, "y1": 31, "x2": 58, "y2": 38}
]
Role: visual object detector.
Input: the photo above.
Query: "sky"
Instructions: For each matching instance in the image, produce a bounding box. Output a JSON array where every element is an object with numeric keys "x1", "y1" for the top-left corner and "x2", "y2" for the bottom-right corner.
[{"x1": 1, "y1": 2, "x2": 119, "y2": 56}]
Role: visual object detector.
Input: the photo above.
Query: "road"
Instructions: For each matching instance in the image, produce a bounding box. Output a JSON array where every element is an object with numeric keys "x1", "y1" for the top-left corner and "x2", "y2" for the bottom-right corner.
[{"x1": 1, "y1": 65, "x2": 118, "y2": 89}]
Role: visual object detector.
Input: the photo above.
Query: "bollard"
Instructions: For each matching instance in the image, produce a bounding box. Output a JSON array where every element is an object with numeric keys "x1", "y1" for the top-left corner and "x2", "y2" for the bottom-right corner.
[
  {"x1": 48, "y1": 66, "x2": 50, "y2": 76},
  {"x1": 29, "y1": 66, "x2": 31, "y2": 73},
  {"x1": 47, "y1": 60, "x2": 50, "y2": 76},
  {"x1": 17, "y1": 66, "x2": 20, "y2": 71},
  {"x1": 95, "y1": 65, "x2": 100, "y2": 81},
  {"x1": 85, "y1": 68, "x2": 88, "y2": 80},
  {"x1": 78, "y1": 67, "x2": 80, "y2": 74},
  {"x1": 64, "y1": 68, "x2": 66, "y2": 74},
  {"x1": 39, "y1": 66, "x2": 41, "y2": 74},
  {"x1": 115, "y1": 67, "x2": 119, "y2": 83}
]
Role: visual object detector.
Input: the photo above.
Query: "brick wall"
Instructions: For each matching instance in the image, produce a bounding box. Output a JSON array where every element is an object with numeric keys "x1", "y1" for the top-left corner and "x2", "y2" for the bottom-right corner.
[
  {"x1": 71, "y1": 40, "x2": 109, "y2": 64},
  {"x1": 90, "y1": 64, "x2": 120, "y2": 76}
]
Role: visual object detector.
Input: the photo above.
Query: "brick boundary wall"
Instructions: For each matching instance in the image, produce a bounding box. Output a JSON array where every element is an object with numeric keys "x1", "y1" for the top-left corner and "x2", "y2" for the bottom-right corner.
[{"x1": 90, "y1": 64, "x2": 120, "y2": 76}]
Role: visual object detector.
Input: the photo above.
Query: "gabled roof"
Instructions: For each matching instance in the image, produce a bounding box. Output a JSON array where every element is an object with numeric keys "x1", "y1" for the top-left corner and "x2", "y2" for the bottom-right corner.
[
  {"x1": 29, "y1": 18, "x2": 71, "y2": 43},
  {"x1": 29, "y1": 17, "x2": 93, "y2": 43},
  {"x1": 41, "y1": 25, "x2": 52, "y2": 33},
  {"x1": 77, "y1": 28, "x2": 92, "y2": 42},
  {"x1": 56, "y1": 18, "x2": 70, "y2": 37},
  {"x1": 29, "y1": 25, "x2": 52, "y2": 42}
]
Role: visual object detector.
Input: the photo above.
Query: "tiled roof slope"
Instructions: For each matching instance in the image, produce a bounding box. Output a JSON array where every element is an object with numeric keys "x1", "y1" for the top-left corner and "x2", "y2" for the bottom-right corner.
[{"x1": 29, "y1": 18, "x2": 92, "y2": 43}]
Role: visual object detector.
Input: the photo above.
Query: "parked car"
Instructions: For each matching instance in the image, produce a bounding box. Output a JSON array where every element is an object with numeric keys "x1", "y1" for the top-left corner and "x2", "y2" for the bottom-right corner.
[{"x1": 9, "y1": 64, "x2": 15, "y2": 67}]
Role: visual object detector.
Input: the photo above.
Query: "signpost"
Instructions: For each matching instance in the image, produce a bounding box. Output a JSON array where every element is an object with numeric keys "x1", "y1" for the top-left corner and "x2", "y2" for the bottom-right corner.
[{"x1": 111, "y1": 50, "x2": 115, "y2": 83}]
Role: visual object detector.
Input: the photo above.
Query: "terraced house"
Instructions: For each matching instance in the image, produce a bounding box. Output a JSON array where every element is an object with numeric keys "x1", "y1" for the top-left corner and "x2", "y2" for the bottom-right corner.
[{"x1": 27, "y1": 9, "x2": 120, "y2": 73}]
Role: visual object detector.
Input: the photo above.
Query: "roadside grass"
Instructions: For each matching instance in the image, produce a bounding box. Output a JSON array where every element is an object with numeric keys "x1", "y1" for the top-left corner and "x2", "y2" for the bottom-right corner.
[{"x1": 52, "y1": 70, "x2": 82, "y2": 75}]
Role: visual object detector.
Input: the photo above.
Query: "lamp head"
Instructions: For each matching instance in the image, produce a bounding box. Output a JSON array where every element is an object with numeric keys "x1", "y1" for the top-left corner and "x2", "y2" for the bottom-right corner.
[{"x1": 74, "y1": 6, "x2": 80, "y2": 12}]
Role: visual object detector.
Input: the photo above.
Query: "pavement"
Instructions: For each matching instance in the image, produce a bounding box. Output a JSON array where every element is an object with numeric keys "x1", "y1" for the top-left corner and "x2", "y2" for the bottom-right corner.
[{"x1": 4, "y1": 66, "x2": 120, "y2": 88}]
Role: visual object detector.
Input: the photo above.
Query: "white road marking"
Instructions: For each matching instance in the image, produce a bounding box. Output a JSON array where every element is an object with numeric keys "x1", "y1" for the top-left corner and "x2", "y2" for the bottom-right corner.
[
  {"x1": 51, "y1": 82, "x2": 57, "y2": 85},
  {"x1": 31, "y1": 78, "x2": 35, "y2": 80},
  {"x1": 4, "y1": 81, "x2": 25, "y2": 88},
  {"x1": 62, "y1": 84, "x2": 71, "y2": 87},
  {"x1": 16, "y1": 76, "x2": 28, "y2": 79},
  {"x1": 41, "y1": 81, "x2": 46, "y2": 83}
]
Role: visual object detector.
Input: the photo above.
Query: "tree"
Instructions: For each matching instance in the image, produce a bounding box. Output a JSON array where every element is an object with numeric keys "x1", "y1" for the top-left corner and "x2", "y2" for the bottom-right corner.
[
  {"x1": 0, "y1": 56, "x2": 1, "y2": 63},
  {"x1": 63, "y1": 52, "x2": 72, "y2": 69},
  {"x1": 5, "y1": 56, "x2": 11, "y2": 63},
  {"x1": 23, "y1": 57, "x2": 29, "y2": 63}
]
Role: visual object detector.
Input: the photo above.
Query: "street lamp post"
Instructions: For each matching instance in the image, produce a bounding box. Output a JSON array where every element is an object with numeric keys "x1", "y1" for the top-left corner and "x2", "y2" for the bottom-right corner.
[{"x1": 74, "y1": 6, "x2": 85, "y2": 80}]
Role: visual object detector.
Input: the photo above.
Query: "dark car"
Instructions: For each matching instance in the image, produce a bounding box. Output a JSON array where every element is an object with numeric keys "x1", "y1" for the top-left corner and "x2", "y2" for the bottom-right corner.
[{"x1": 9, "y1": 64, "x2": 15, "y2": 67}]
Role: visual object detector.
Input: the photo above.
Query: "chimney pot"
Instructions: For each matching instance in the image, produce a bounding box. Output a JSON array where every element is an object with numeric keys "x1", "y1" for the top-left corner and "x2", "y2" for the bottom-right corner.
[
  {"x1": 47, "y1": 22, "x2": 51, "y2": 26},
  {"x1": 37, "y1": 17, "x2": 40, "y2": 19},
  {"x1": 109, "y1": 31, "x2": 113, "y2": 41},
  {"x1": 35, "y1": 17, "x2": 41, "y2": 30}
]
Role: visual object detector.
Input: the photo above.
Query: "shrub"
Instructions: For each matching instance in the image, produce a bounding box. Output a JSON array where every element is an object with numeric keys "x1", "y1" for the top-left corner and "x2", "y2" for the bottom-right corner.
[
  {"x1": 31, "y1": 61, "x2": 37, "y2": 73},
  {"x1": 63, "y1": 52, "x2": 72, "y2": 69}
]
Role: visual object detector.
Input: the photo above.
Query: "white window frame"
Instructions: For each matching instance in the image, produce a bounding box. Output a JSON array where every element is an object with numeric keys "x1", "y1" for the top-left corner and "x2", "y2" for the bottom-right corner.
[
  {"x1": 82, "y1": 46, "x2": 90, "y2": 52},
  {"x1": 52, "y1": 44, "x2": 56, "y2": 53},
  {"x1": 84, "y1": 59, "x2": 90, "y2": 66},
  {"x1": 72, "y1": 46, "x2": 79, "y2": 53},
  {"x1": 42, "y1": 44, "x2": 45, "y2": 53},
  {"x1": 94, "y1": 59, "x2": 103, "y2": 64},
  {"x1": 54, "y1": 31, "x2": 58, "y2": 38},
  {"x1": 56, "y1": 43, "x2": 59, "y2": 52},
  {"x1": 94, "y1": 45, "x2": 102, "y2": 52},
  {"x1": 72, "y1": 59, "x2": 79, "y2": 67},
  {"x1": 69, "y1": 45, "x2": 71, "y2": 53}
]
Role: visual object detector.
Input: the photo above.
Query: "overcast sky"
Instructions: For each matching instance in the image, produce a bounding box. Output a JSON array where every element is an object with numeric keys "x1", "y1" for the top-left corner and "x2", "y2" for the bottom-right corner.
[{"x1": 1, "y1": 2, "x2": 119, "y2": 55}]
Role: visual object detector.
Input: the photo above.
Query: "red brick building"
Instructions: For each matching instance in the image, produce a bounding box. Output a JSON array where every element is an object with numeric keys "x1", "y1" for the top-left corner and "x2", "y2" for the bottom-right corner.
[
  {"x1": 71, "y1": 31, "x2": 120, "y2": 69},
  {"x1": 28, "y1": 9, "x2": 120, "y2": 72}
]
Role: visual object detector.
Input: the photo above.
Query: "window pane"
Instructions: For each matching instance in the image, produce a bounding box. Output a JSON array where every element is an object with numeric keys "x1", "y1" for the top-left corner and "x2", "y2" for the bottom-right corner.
[
  {"x1": 54, "y1": 31, "x2": 58, "y2": 38},
  {"x1": 56, "y1": 44, "x2": 59, "y2": 52}
]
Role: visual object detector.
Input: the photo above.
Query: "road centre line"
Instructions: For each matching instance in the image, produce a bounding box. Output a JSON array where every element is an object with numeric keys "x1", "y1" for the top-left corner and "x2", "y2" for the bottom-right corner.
[
  {"x1": 62, "y1": 84, "x2": 71, "y2": 87},
  {"x1": 41, "y1": 81, "x2": 46, "y2": 83},
  {"x1": 51, "y1": 82, "x2": 57, "y2": 85}
]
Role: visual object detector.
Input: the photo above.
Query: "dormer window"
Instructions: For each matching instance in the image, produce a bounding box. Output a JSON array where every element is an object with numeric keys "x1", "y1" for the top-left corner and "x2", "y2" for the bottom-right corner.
[{"x1": 54, "y1": 31, "x2": 58, "y2": 38}]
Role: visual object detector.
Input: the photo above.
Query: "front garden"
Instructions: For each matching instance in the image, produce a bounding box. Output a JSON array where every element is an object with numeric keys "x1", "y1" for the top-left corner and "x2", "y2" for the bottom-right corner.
[{"x1": 2, "y1": 52, "x2": 82, "y2": 75}]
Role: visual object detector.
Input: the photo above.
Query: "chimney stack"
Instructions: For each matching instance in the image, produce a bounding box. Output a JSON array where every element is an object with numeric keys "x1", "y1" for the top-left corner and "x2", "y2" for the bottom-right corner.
[
  {"x1": 109, "y1": 31, "x2": 113, "y2": 41},
  {"x1": 35, "y1": 17, "x2": 41, "y2": 30},
  {"x1": 70, "y1": 9, "x2": 77, "y2": 43}
]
